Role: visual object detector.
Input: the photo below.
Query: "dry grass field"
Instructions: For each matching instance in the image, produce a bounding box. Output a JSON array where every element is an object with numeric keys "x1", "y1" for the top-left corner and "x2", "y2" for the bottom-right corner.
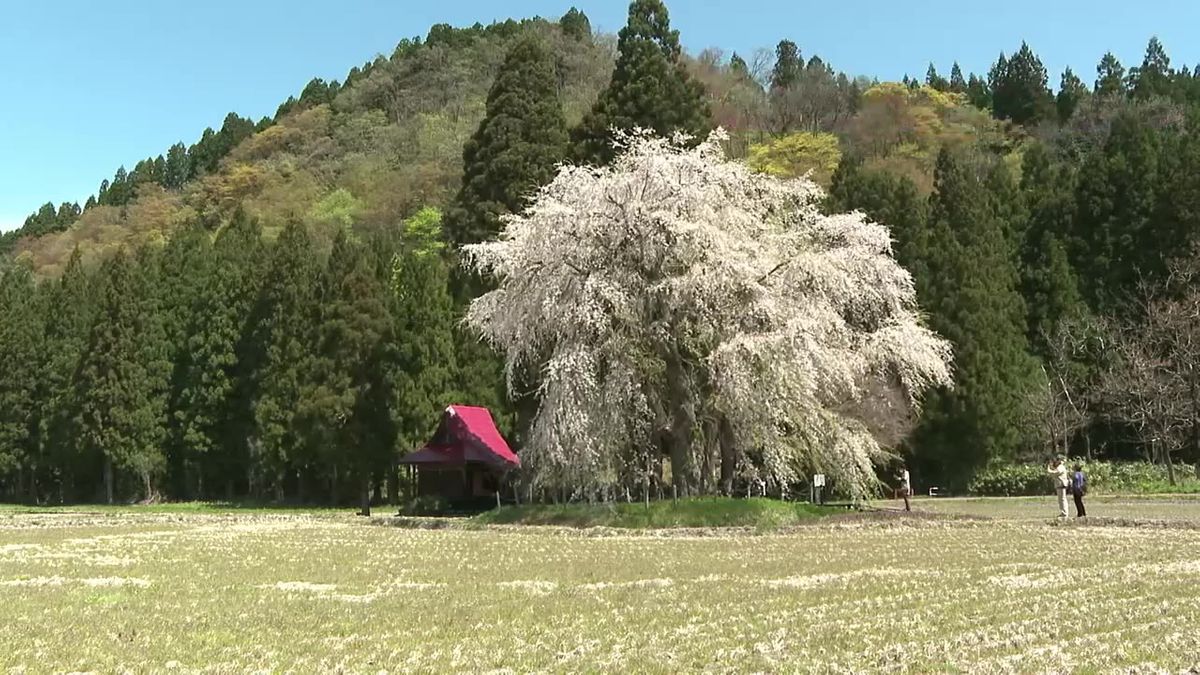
[{"x1": 1, "y1": 500, "x2": 1199, "y2": 673}]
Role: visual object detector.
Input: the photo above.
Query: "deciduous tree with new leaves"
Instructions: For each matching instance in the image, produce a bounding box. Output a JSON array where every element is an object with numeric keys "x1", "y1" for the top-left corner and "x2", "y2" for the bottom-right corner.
[{"x1": 463, "y1": 130, "x2": 953, "y2": 499}]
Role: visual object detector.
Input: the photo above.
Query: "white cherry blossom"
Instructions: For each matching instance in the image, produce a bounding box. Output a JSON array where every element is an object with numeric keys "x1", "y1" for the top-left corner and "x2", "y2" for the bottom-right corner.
[{"x1": 464, "y1": 129, "x2": 953, "y2": 498}]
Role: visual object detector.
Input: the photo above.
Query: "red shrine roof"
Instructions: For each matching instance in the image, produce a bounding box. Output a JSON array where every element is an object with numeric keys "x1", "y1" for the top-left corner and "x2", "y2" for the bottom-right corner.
[{"x1": 398, "y1": 405, "x2": 520, "y2": 470}]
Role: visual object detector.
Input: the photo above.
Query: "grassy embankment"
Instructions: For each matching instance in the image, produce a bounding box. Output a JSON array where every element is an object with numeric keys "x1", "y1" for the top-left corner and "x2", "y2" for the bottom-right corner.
[{"x1": 472, "y1": 496, "x2": 839, "y2": 529}]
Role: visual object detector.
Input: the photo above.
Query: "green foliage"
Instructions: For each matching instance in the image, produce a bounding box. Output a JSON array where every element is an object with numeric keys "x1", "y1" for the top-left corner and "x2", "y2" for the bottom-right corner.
[
  {"x1": 1071, "y1": 113, "x2": 1168, "y2": 314},
  {"x1": 170, "y1": 216, "x2": 262, "y2": 497},
  {"x1": 0, "y1": 14, "x2": 608, "y2": 503},
  {"x1": 473, "y1": 497, "x2": 836, "y2": 529},
  {"x1": 925, "y1": 63, "x2": 949, "y2": 92},
  {"x1": 746, "y1": 131, "x2": 841, "y2": 185},
  {"x1": 571, "y1": 0, "x2": 711, "y2": 165},
  {"x1": 404, "y1": 206, "x2": 447, "y2": 255},
  {"x1": 306, "y1": 231, "x2": 396, "y2": 506},
  {"x1": 0, "y1": 266, "x2": 42, "y2": 483},
  {"x1": 914, "y1": 149, "x2": 1039, "y2": 483},
  {"x1": 966, "y1": 73, "x2": 991, "y2": 109},
  {"x1": 13, "y1": 15, "x2": 613, "y2": 272},
  {"x1": 949, "y1": 63, "x2": 967, "y2": 93},
  {"x1": 558, "y1": 7, "x2": 591, "y2": 42},
  {"x1": 1094, "y1": 52, "x2": 1126, "y2": 98},
  {"x1": 37, "y1": 248, "x2": 95, "y2": 495},
  {"x1": 308, "y1": 188, "x2": 364, "y2": 228},
  {"x1": 1017, "y1": 144, "x2": 1084, "y2": 352},
  {"x1": 1130, "y1": 37, "x2": 1172, "y2": 101},
  {"x1": 843, "y1": 82, "x2": 1005, "y2": 195},
  {"x1": 445, "y1": 36, "x2": 568, "y2": 249},
  {"x1": 0, "y1": 202, "x2": 80, "y2": 256},
  {"x1": 73, "y1": 250, "x2": 170, "y2": 501},
  {"x1": 157, "y1": 224, "x2": 213, "y2": 365},
  {"x1": 12, "y1": 8, "x2": 1200, "y2": 507},
  {"x1": 1056, "y1": 67, "x2": 1088, "y2": 123},
  {"x1": 771, "y1": 40, "x2": 802, "y2": 91},
  {"x1": 968, "y1": 460, "x2": 1200, "y2": 496},
  {"x1": 249, "y1": 221, "x2": 321, "y2": 493},
  {"x1": 391, "y1": 249, "x2": 460, "y2": 450},
  {"x1": 989, "y1": 43, "x2": 1053, "y2": 125},
  {"x1": 827, "y1": 158, "x2": 930, "y2": 284}
]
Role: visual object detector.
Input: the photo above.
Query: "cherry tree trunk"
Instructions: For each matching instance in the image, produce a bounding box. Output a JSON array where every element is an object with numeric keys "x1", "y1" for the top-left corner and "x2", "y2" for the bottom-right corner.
[
  {"x1": 665, "y1": 346, "x2": 698, "y2": 496},
  {"x1": 719, "y1": 417, "x2": 737, "y2": 496}
]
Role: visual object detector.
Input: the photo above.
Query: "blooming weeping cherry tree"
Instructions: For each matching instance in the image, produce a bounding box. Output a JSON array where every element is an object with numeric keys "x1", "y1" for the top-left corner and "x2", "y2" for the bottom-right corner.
[{"x1": 464, "y1": 129, "x2": 953, "y2": 499}]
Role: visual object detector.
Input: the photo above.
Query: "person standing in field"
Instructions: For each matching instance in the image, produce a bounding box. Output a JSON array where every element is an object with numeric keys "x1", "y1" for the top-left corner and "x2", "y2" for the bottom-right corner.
[
  {"x1": 1047, "y1": 456, "x2": 1070, "y2": 518},
  {"x1": 897, "y1": 464, "x2": 911, "y2": 512},
  {"x1": 1071, "y1": 463, "x2": 1087, "y2": 517}
]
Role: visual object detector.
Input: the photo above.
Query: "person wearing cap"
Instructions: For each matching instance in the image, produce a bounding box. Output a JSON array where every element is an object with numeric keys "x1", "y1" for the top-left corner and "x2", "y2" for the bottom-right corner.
[{"x1": 1047, "y1": 456, "x2": 1070, "y2": 518}]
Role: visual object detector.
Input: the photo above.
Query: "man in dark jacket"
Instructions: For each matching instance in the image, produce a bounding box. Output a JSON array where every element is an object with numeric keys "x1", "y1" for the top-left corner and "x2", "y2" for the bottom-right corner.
[{"x1": 1071, "y1": 464, "x2": 1087, "y2": 518}]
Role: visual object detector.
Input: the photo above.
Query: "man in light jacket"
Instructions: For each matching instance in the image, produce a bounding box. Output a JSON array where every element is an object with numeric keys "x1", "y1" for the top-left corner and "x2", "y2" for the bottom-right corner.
[{"x1": 1047, "y1": 456, "x2": 1070, "y2": 518}]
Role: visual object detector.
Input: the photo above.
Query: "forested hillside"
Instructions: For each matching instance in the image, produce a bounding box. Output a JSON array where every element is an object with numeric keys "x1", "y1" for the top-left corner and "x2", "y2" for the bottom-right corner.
[
  {"x1": 3, "y1": 0, "x2": 1200, "y2": 504},
  {"x1": 0, "y1": 14, "x2": 614, "y2": 275}
]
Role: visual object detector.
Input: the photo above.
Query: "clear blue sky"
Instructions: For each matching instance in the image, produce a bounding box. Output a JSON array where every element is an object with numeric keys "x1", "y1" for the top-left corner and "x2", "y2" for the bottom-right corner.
[{"x1": 2, "y1": 0, "x2": 1198, "y2": 231}]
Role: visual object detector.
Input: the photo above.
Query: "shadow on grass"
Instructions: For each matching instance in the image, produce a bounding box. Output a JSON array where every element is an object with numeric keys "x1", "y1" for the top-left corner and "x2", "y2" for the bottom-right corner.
[{"x1": 0, "y1": 501, "x2": 348, "y2": 515}]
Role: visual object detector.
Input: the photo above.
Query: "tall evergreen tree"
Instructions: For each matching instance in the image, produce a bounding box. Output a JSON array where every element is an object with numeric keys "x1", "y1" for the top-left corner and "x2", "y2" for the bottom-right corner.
[
  {"x1": 38, "y1": 248, "x2": 94, "y2": 500},
  {"x1": 307, "y1": 230, "x2": 394, "y2": 512},
  {"x1": 926, "y1": 63, "x2": 949, "y2": 92},
  {"x1": 444, "y1": 36, "x2": 568, "y2": 250},
  {"x1": 990, "y1": 43, "x2": 1052, "y2": 124},
  {"x1": 171, "y1": 214, "x2": 263, "y2": 499},
  {"x1": 1095, "y1": 52, "x2": 1127, "y2": 98},
  {"x1": 966, "y1": 73, "x2": 991, "y2": 109},
  {"x1": 0, "y1": 265, "x2": 43, "y2": 500},
  {"x1": 392, "y1": 247, "x2": 461, "y2": 465},
  {"x1": 250, "y1": 220, "x2": 320, "y2": 500},
  {"x1": 162, "y1": 142, "x2": 191, "y2": 189},
  {"x1": 828, "y1": 158, "x2": 931, "y2": 296},
  {"x1": 729, "y1": 52, "x2": 750, "y2": 80},
  {"x1": 768, "y1": 39, "x2": 806, "y2": 133},
  {"x1": 1018, "y1": 144, "x2": 1084, "y2": 354},
  {"x1": 987, "y1": 53, "x2": 1008, "y2": 103},
  {"x1": 770, "y1": 39, "x2": 802, "y2": 91},
  {"x1": 211, "y1": 211, "x2": 266, "y2": 498},
  {"x1": 131, "y1": 245, "x2": 173, "y2": 495},
  {"x1": 158, "y1": 224, "x2": 214, "y2": 495},
  {"x1": 949, "y1": 63, "x2": 967, "y2": 93},
  {"x1": 915, "y1": 150, "x2": 1038, "y2": 484},
  {"x1": 1156, "y1": 120, "x2": 1200, "y2": 270},
  {"x1": 559, "y1": 7, "x2": 591, "y2": 41},
  {"x1": 1071, "y1": 114, "x2": 1164, "y2": 313},
  {"x1": 570, "y1": 0, "x2": 711, "y2": 164},
  {"x1": 1056, "y1": 67, "x2": 1089, "y2": 123},
  {"x1": 159, "y1": 225, "x2": 213, "y2": 365},
  {"x1": 1130, "y1": 37, "x2": 1173, "y2": 100},
  {"x1": 74, "y1": 250, "x2": 170, "y2": 503}
]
